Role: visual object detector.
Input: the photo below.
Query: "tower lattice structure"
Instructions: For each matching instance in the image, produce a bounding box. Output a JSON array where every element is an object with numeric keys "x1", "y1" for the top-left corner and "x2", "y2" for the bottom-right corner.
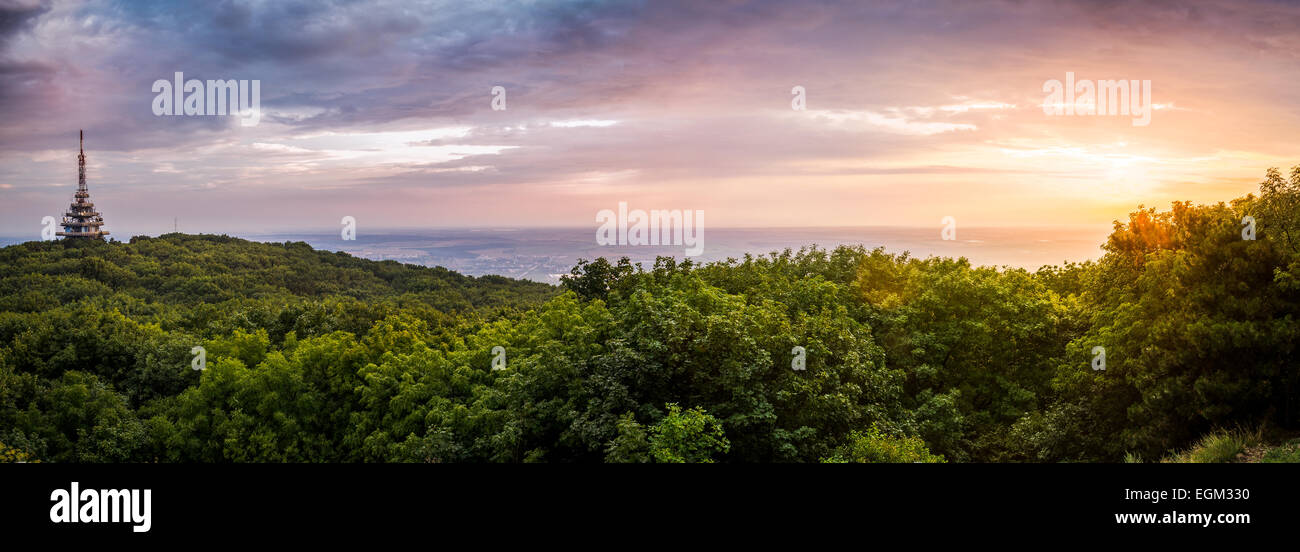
[{"x1": 56, "y1": 130, "x2": 109, "y2": 240}]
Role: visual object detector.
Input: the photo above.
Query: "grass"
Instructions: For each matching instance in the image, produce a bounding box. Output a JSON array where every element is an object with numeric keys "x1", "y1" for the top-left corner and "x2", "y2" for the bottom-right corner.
[
  {"x1": 1261, "y1": 439, "x2": 1300, "y2": 463},
  {"x1": 1158, "y1": 427, "x2": 1300, "y2": 463},
  {"x1": 1164, "y1": 428, "x2": 1261, "y2": 463}
]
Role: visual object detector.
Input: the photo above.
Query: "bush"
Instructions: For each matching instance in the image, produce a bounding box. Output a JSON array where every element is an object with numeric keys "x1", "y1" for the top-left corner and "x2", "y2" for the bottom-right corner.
[
  {"x1": 823, "y1": 424, "x2": 944, "y2": 463},
  {"x1": 1165, "y1": 429, "x2": 1259, "y2": 463},
  {"x1": 1261, "y1": 439, "x2": 1300, "y2": 463},
  {"x1": 0, "y1": 441, "x2": 39, "y2": 463},
  {"x1": 649, "y1": 404, "x2": 730, "y2": 463}
]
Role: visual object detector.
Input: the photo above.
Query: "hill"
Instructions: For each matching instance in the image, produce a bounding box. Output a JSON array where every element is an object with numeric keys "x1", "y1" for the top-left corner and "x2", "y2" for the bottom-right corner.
[{"x1": 0, "y1": 233, "x2": 556, "y2": 311}]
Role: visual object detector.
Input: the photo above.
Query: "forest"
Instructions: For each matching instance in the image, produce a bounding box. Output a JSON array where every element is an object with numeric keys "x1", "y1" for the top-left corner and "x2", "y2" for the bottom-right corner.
[{"x1": 3, "y1": 166, "x2": 1300, "y2": 463}]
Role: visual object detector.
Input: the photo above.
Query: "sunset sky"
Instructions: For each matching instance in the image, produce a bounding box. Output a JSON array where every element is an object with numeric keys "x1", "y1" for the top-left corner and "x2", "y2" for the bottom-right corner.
[{"x1": 1, "y1": 0, "x2": 1298, "y2": 237}]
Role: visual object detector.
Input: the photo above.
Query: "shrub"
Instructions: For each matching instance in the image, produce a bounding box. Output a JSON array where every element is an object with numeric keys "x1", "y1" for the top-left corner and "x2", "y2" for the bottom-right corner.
[
  {"x1": 648, "y1": 404, "x2": 730, "y2": 463},
  {"x1": 1261, "y1": 439, "x2": 1300, "y2": 463},
  {"x1": 1165, "y1": 429, "x2": 1259, "y2": 463},
  {"x1": 823, "y1": 424, "x2": 944, "y2": 463}
]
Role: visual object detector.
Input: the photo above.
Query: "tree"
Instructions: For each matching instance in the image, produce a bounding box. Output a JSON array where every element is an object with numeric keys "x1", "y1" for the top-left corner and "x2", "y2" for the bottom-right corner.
[
  {"x1": 1258, "y1": 165, "x2": 1300, "y2": 253},
  {"x1": 822, "y1": 424, "x2": 944, "y2": 463},
  {"x1": 604, "y1": 413, "x2": 650, "y2": 463},
  {"x1": 561, "y1": 257, "x2": 635, "y2": 302},
  {"x1": 649, "y1": 403, "x2": 730, "y2": 463}
]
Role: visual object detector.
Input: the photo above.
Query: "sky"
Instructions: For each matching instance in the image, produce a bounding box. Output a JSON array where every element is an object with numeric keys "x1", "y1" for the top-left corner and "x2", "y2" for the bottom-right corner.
[{"x1": 1, "y1": 0, "x2": 1298, "y2": 238}]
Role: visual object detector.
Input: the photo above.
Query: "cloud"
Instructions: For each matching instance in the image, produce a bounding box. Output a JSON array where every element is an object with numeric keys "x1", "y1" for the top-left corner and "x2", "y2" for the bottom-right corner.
[
  {"x1": 802, "y1": 109, "x2": 979, "y2": 135},
  {"x1": 1, "y1": 0, "x2": 1299, "y2": 234},
  {"x1": 550, "y1": 119, "x2": 619, "y2": 128}
]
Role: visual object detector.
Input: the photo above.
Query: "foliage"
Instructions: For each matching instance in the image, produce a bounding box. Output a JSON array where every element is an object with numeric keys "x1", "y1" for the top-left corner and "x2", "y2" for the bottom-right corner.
[
  {"x1": 822, "y1": 424, "x2": 944, "y2": 463},
  {"x1": 1163, "y1": 428, "x2": 1261, "y2": 464},
  {"x1": 2, "y1": 167, "x2": 1299, "y2": 462},
  {"x1": 648, "y1": 404, "x2": 730, "y2": 463},
  {"x1": 1261, "y1": 439, "x2": 1300, "y2": 463},
  {"x1": 0, "y1": 441, "x2": 39, "y2": 463},
  {"x1": 604, "y1": 412, "x2": 651, "y2": 463}
]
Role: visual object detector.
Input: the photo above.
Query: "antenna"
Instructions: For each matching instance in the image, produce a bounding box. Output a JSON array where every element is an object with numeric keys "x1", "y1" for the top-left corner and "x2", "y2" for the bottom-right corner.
[{"x1": 77, "y1": 129, "x2": 87, "y2": 193}]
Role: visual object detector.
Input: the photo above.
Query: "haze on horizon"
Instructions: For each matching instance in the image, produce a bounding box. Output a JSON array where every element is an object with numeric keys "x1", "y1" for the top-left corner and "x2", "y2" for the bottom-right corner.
[{"x1": 1, "y1": 0, "x2": 1298, "y2": 238}]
